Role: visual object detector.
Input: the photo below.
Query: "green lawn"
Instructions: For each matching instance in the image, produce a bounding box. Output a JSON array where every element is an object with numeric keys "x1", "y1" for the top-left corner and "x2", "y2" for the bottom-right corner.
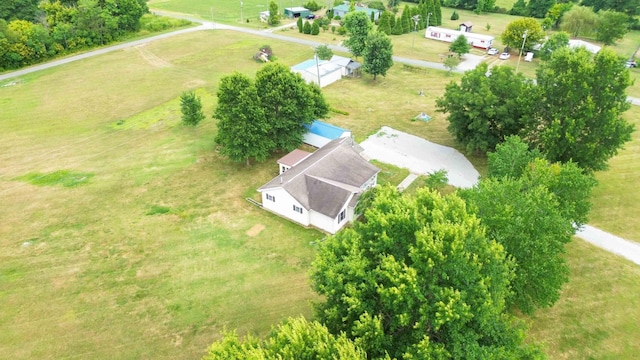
[
  {"x1": 528, "y1": 239, "x2": 640, "y2": 359},
  {"x1": 1, "y1": 25, "x2": 640, "y2": 359}
]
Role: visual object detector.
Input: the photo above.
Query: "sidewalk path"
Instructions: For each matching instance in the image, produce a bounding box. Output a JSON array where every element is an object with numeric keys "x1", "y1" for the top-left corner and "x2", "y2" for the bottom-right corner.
[{"x1": 576, "y1": 225, "x2": 640, "y2": 265}]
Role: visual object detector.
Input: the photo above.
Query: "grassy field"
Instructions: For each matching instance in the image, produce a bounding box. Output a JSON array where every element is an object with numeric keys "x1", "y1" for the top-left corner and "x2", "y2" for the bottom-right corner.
[
  {"x1": 1, "y1": 26, "x2": 639, "y2": 359},
  {"x1": 528, "y1": 239, "x2": 640, "y2": 359}
]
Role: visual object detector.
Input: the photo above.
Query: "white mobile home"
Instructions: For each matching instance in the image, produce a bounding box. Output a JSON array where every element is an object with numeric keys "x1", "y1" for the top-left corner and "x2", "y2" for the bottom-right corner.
[{"x1": 424, "y1": 26, "x2": 494, "y2": 50}]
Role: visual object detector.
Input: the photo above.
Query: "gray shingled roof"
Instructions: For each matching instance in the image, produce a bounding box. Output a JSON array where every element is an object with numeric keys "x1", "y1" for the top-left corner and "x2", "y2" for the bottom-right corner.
[{"x1": 259, "y1": 137, "x2": 380, "y2": 218}]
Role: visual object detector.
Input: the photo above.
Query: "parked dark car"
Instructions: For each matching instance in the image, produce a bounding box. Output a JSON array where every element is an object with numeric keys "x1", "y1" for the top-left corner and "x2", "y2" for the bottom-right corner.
[{"x1": 306, "y1": 14, "x2": 316, "y2": 19}]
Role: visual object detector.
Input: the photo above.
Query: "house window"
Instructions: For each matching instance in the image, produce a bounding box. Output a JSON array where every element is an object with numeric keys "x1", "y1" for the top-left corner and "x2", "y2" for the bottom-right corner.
[
  {"x1": 446, "y1": 34, "x2": 451, "y2": 38},
  {"x1": 338, "y1": 209, "x2": 346, "y2": 223},
  {"x1": 293, "y1": 205, "x2": 303, "y2": 214},
  {"x1": 266, "y1": 194, "x2": 275, "y2": 202}
]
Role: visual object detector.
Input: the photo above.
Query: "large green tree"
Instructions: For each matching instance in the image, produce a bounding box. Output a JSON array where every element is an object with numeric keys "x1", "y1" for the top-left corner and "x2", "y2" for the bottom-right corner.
[
  {"x1": 312, "y1": 185, "x2": 543, "y2": 359},
  {"x1": 0, "y1": 0, "x2": 39, "y2": 22},
  {"x1": 343, "y1": 11, "x2": 372, "y2": 58},
  {"x1": 362, "y1": 31, "x2": 394, "y2": 80},
  {"x1": 595, "y1": 10, "x2": 629, "y2": 45},
  {"x1": 468, "y1": 136, "x2": 596, "y2": 313},
  {"x1": 581, "y1": 0, "x2": 640, "y2": 16},
  {"x1": 560, "y1": 5, "x2": 598, "y2": 37},
  {"x1": 449, "y1": 34, "x2": 470, "y2": 57},
  {"x1": 204, "y1": 317, "x2": 366, "y2": 359},
  {"x1": 255, "y1": 63, "x2": 329, "y2": 152},
  {"x1": 268, "y1": 0, "x2": 280, "y2": 25},
  {"x1": 501, "y1": 17, "x2": 545, "y2": 51},
  {"x1": 531, "y1": 47, "x2": 634, "y2": 171},
  {"x1": 213, "y1": 73, "x2": 272, "y2": 165},
  {"x1": 461, "y1": 176, "x2": 573, "y2": 315},
  {"x1": 539, "y1": 31, "x2": 569, "y2": 60},
  {"x1": 527, "y1": 0, "x2": 557, "y2": 18},
  {"x1": 436, "y1": 63, "x2": 534, "y2": 154}
]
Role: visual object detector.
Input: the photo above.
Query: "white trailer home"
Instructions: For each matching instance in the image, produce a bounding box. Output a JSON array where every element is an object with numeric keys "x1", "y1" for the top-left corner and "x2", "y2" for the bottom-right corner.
[{"x1": 424, "y1": 26, "x2": 494, "y2": 50}]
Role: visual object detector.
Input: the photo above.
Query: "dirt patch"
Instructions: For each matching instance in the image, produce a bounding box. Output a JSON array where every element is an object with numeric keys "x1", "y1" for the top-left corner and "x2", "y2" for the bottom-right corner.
[
  {"x1": 246, "y1": 224, "x2": 265, "y2": 237},
  {"x1": 134, "y1": 44, "x2": 172, "y2": 68}
]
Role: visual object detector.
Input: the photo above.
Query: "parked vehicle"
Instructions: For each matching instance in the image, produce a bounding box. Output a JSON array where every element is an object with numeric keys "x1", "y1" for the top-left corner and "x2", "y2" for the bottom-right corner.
[
  {"x1": 487, "y1": 48, "x2": 499, "y2": 55},
  {"x1": 306, "y1": 14, "x2": 316, "y2": 19},
  {"x1": 626, "y1": 59, "x2": 637, "y2": 68},
  {"x1": 499, "y1": 52, "x2": 511, "y2": 60}
]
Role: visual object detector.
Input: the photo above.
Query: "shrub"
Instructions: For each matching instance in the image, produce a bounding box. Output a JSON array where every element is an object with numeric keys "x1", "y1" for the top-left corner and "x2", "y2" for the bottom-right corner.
[
  {"x1": 450, "y1": 11, "x2": 459, "y2": 20},
  {"x1": 303, "y1": 21, "x2": 312, "y2": 34},
  {"x1": 304, "y1": 0, "x2": 321, "y2": 11}
]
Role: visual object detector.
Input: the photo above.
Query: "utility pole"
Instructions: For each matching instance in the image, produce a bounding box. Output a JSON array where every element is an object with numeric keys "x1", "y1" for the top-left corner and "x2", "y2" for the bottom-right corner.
[
  {"x1": 315, "y1": 51, "x2": 321, "y2": 87},
  {"x1": 426, "y1": 12, "x2": 432, "y2": 29},
  {"x1": 516, "y1": 30, "x2": 528, "y2": 73},
  {"x1": 412, "y1": 15, "x2": 420, "y2": 49},
  {"x1": 240, "y1": 1, "x2": 244, "y2": 23}
]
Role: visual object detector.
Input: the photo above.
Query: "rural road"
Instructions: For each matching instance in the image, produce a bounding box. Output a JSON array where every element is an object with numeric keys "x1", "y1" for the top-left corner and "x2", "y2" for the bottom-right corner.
[{"x1": 2, "y1": 11, "x2": 639, "y2": 264}]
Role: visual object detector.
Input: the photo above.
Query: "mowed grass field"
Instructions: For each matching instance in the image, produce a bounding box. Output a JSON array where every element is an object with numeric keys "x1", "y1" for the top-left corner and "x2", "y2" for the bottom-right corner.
[{"x1": 1, "y1": 27, "x2": 640, "y2": 359}]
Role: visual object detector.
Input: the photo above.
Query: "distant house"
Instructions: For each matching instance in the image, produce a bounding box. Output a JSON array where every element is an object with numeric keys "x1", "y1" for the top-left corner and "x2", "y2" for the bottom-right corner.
[
  {"x1": 260, "y1": 11, "x2": 270, "y2": 22},
  {"x1": 284, "y1": 7, "x2": 311, "y2": 18},
  {"x1": 425, "y1": 26, "x2": 494, "y2": 49},
  {"x1": 332, "y1": 4, "x2": 381, "y2": 20},
  {"x1": 568, "y1": 39, "x2": 601, "y2": 54},
  {"x1": 258, "y1": 137, "x2": 380, "y2": 234},
  {"x1": 291, "y1": 55, "x2": 361, "y2": 88},
  {"x1": 303, "y1": 120, "x2": 352, "y2": 148}
]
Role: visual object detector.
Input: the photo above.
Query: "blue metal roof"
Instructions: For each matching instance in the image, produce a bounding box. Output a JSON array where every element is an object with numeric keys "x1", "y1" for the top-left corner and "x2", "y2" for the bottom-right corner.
[{"x1": 304, "y1": 120, "x2": 349, "y2": 139}]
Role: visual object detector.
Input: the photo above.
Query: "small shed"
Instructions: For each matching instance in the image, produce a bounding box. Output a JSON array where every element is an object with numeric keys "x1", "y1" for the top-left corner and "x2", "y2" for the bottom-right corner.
[
  {"x1": 303, "y1": 120, "x2": 352, "y2": 148},
  {"x1": 459, "y1": 22, "x2": 473, "y2": 32},
  {"x1": 284, "y1": 7, "x2": 311, "y2": 18},
  {"x1": 332, "y1": 4, "x2": 381, "y2": 20}
]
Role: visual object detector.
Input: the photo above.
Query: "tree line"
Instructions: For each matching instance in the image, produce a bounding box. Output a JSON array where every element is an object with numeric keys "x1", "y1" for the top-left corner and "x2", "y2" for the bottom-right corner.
[{"x1": 0, "y1": 0, "x2": 148, "y2": 70}]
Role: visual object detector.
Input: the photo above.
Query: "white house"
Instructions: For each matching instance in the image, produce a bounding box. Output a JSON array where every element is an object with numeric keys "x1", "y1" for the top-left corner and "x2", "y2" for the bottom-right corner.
[
  {"x1": 258, "y1": 137, "x2": 380, "y2": 234},
  {"x1": 332, "y1": 4, "x2": 381, "y2": 21},
  {"x1": 291, "y1": 55, "x2": 361, "y2": 87},
  {"x1": 303, "y1": 120, "x2": 352, "y2": 148},
  {"x1": 424, "y1": 26, "x2": 494, "y2": 50}
]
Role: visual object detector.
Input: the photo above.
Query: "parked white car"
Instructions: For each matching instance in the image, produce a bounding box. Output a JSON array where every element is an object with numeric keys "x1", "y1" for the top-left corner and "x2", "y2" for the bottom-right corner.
[
  {"x1": 487, "y1": 48, "x2": 499, "y2": 55},
  {"x1": 499, "y1": 52, "x2": 511, "y2": 60}
]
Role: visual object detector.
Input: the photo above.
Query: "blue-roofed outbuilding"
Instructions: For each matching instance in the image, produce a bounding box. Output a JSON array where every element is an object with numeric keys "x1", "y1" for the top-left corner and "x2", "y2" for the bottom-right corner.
[{"x1": 303, "y1": 120, "x2": 352, "y2": 148}]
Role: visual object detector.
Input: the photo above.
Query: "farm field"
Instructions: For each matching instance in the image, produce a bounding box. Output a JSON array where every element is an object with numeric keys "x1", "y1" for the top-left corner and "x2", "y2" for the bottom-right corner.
[{"x1": 1, "y1": 26, "x2": 639, "y2": 359}]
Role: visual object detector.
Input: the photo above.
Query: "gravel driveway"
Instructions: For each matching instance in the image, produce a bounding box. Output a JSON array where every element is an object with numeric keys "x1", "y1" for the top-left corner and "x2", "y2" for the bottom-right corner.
[{"x1": 360, "y1": 126, "x2": 479, "y2": 188}]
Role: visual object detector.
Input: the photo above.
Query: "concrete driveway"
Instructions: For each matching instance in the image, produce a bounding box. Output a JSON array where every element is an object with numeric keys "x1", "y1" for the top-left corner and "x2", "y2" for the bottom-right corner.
[{"x1": 360, "y1": 126, "x2": 480, "y2": 188}]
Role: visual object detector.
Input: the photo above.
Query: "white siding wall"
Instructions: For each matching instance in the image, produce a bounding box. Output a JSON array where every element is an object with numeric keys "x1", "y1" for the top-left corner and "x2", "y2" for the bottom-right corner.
[
  {"x1": 309, "y1": 211, "x2": 336, "y2": 233},
  {"x1": 261, "y1": 188, "x2": 310, "y2": 226}
]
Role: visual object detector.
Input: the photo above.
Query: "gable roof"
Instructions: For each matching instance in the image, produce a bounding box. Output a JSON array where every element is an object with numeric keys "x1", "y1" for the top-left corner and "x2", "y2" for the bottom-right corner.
[
  {"x1": 259, "y1": 137, "x2": 379, "y2": 218},
  {"x1": 278, "y1": 149, "x2": 311, "y2": 167}
]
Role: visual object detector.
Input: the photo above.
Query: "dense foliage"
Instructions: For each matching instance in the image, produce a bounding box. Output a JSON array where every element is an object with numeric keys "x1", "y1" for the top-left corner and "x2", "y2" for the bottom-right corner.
[
  {"x1": 436, "y1": 63, "x2": 534, "y2": 153},
  {"x1": 204, "y1": 317, "x2": 366, "y2": 359},
  {"x1": 531, "y1": 47, "x2": 634, "y2": 171},
  {"x1": 462, "y1": 136, "x2": 596, "y2": 314},
  {"x1": 0, "y1": 0, "x2": 148, "y2": 70},
  {"x1": 501, "y1": 17, "x2": 545, "y2": 51},
  {"x1": 343, "y1": 11, "x2": 372, "y2": 58},
  {"x1": 214, "y1": 63, "x2": 329, "y2": 164},
  {"x1": 362, "y1": 31, "x2": 394, "y2": 79},
  {"x1": 439, "y1": 42, "x2": 633, "y2": 172},
  {"x1": 179, "y1": 91, "x2": 205, "y2": 126},
  {"x1": 449, "y1": 34, "x2": 471, "y2": 57},
  {"x1": 312, "y1": 185, "x2": 544, "y2": 359}
]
